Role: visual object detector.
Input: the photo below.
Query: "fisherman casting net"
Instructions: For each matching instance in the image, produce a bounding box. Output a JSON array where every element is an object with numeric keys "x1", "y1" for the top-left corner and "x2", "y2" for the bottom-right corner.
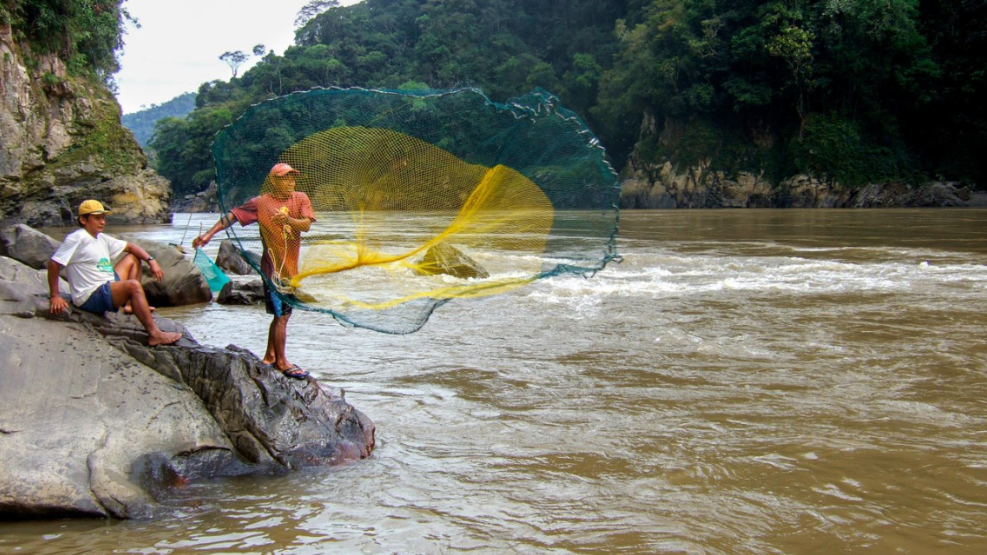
[{"x1": 212, "y1": 87, "x2": 620, "y2": 334}]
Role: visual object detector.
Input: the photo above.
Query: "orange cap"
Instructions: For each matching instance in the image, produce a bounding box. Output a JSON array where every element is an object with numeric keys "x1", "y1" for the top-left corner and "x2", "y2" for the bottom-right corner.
[{"x1": 270, "y1": 163, "x2": 300, "y2": 177}]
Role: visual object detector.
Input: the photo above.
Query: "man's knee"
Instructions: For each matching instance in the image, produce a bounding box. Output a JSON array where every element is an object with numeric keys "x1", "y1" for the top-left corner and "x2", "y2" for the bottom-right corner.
[
  {"x1": 118, "y1": 279, "x2": 144, "y2": 296},
  {"x1": 108, "y1": 279, "x2": 143, "y2": 308}
]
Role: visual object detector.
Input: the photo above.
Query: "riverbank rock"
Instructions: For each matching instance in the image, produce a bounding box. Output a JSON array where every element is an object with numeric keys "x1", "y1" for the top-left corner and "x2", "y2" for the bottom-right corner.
[
  {"x1": 620, "y1": 158, "x2": 977, "y2": 209},
  {"x1": 171, "y1": 182, "x2": 220, "y2": 213},
  {"x1": 0, "y1": 255, "x2": 375, "y2": 520}
]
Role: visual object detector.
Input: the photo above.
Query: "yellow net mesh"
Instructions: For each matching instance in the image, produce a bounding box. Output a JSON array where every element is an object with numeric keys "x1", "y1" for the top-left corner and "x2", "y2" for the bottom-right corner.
[{"x1": 213, "y1": 87, "x2": 619, "y2": 333}]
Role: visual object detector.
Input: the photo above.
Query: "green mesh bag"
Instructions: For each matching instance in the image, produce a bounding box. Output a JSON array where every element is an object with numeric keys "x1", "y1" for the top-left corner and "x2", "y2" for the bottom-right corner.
[{"x1": 193, "y1": 248, "x2": 230, "y2": 293}]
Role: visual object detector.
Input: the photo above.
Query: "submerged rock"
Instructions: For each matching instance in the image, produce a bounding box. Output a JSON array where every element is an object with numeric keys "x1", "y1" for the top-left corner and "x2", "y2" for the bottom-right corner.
[
  {"x1": 216, "y1": 276, "x2": 266, "y2": 305},
  {"x1": 418, "y1": 243, "x2": 490, "y2": 279},
  {"x1": 0, "y1": 255, "x2": 375, "y2": 520}
]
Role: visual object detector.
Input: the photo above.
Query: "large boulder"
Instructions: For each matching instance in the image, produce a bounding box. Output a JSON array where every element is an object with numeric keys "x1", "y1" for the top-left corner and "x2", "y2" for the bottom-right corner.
[
  {"x1": 0, "y1": 255, "x2": 63, "y2": 315},
  {"x1": 0, "y1": 224, "x2": 61, "y2": 269},
  {"x1": 216, "y1": 240, "x2": 260, "y2": 276},
  {"x1": 0, "y1": 313, "x2": 232, "y2": 519},
  {"x1": 126, "y1": 238, "x2": 213, "y2": 307},
  {"x1": 0, "y1": 255, "x2": 375, "y2": 519}
]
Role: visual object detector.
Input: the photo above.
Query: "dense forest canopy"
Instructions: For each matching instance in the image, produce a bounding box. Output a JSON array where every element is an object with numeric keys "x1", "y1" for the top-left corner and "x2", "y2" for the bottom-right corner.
[
  {"x1": 148, "y1": 0, "x2": 986, "y2": 199},
  {"x1": 6, "y1": 0, "x2": 984, "y2": 199},
  {"x1": 1, "y1": 0, "x2": 134, "y2": 85},
  {"x1": 594, "y1": 0, "x2": 986, "y2": 188}
]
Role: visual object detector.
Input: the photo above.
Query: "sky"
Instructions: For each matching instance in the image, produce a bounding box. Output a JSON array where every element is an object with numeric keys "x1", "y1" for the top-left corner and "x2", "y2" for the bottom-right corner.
[{"x1": 114, "y1": 0, "x2": 360, "y2": 114}]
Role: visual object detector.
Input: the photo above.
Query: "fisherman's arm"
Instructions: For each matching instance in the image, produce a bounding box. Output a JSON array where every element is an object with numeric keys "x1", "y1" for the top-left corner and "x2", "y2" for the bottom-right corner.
[{"x1": 193, "y1": 213, "x2": 238, "y2": 248}]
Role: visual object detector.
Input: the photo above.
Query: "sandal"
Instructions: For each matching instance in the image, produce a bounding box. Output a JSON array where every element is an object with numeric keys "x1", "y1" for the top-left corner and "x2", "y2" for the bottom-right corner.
[{"x1": 281, "y1": 365, "x2": 310, "y2": 379}]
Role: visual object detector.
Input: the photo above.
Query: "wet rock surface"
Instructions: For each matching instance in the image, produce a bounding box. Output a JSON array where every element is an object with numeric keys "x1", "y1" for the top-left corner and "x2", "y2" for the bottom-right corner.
[{"x1": 0, "y1": 255, "x2": 375, "y2": 520}]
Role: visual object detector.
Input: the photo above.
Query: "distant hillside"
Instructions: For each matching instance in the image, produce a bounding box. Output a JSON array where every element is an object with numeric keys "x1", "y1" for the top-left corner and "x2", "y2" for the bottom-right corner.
[
  {"x1": 121, "y1": 92, "x2": 197, "y2": 148},
  {"x1": 148, "y1": 0, "x2": 987, "y2": 198}
]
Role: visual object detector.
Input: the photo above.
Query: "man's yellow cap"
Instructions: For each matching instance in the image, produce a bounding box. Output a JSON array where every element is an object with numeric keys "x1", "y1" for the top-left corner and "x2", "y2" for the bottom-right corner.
[{"x1": 78, "y1": 199, "x2": 110, "y2": 216}]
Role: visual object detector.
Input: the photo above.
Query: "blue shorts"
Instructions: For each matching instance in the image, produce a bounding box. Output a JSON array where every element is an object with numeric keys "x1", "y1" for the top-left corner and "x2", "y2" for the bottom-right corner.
[
  {"x1": 263, "y1": 279, "x2": 292, "y2": 318},
  {"x1": 80, "y1": 282, "x2": 115, "y2": 314},
  {"x1": 79, "y1": 273, "x2": 120, "y2": 314}
]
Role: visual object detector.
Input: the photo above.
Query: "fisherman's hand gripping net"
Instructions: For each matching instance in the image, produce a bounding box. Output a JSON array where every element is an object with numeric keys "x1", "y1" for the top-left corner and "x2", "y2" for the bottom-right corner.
[{"x1": 212, "y1": 87, "x2": 620, "y2": 333}]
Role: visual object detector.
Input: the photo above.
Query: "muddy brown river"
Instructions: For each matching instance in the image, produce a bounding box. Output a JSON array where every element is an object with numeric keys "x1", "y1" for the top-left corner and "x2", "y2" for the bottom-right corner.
[{"x1": 3, "y1": 209, "x2": 986, "y2": 554}]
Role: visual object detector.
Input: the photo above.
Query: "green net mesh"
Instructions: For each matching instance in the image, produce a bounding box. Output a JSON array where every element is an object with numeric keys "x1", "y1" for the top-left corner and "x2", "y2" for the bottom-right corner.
[
  {"x1": 212, "y1": 87, "x2": 620, "y2": 334},
  {"x1": 194, "y1": 247, "x2": 230, "y2": 293}
]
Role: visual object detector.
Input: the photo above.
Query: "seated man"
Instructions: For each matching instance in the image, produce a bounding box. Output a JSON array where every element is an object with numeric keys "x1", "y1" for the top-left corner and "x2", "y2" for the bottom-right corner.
[{"x1": 47, "y1": 200, "x2": 182, "y2": 347}]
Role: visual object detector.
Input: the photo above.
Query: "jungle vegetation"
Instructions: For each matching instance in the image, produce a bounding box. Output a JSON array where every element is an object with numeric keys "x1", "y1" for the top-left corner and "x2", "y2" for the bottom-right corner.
[
  {"x1": 1, "y1": 0, "x2": 134, "y2": 85},
  {"x1": 5, "y1": 1, "x2": 985, "y2": 198}
]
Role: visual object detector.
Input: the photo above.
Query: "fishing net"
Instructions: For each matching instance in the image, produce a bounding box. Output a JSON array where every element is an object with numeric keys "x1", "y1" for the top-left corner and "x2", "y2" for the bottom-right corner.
[{"x1": 212, "y1": 87, "x2": 620, "y2": 333}]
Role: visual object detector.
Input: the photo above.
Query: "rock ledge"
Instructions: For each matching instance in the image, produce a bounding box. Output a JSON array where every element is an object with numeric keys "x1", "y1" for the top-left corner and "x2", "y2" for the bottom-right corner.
[{"x1": 0, "y1": 255, "x2": 375, "y2": 519}]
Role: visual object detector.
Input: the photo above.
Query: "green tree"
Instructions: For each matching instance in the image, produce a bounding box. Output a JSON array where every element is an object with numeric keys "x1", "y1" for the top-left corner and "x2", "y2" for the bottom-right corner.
[
  {"x1": 561, "y1": 53, "x2": 602, "y2": 114},
  {"x1": 913, "y1": 0, "x2": 987, "y2": 183},
  {"x1": 219, "y1": 50, "x2": 249, "y2": 78},
  {"x1": 295, "y1": 0, "x2": 339, "y2": 28},
  {"x1": 767, "y1": 24, "x2": 813, "y2": 133},
  {"x1": 594, "y1": 0, "x2": 941, "y2": 182},
  {"x1": 150, "y1": 108, "x2": 232, "y2": 196}
]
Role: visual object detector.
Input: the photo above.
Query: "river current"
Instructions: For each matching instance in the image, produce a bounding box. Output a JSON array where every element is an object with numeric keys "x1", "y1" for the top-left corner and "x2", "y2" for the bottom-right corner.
[{"x1": 2, "y1": 209, "x2": 987, "y2": 554}]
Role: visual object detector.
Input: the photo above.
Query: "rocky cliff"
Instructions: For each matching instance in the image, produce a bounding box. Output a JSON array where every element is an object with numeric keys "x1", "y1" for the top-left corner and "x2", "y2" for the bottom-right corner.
[{"x1": 0, "y1": 23, "x2": 170, "y2": 227}]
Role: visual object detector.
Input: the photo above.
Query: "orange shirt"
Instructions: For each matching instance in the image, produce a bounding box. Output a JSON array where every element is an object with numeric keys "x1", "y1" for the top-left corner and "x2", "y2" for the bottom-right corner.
[{"x1": 231, "y1": 192, "x2": 315, "y2": 279}]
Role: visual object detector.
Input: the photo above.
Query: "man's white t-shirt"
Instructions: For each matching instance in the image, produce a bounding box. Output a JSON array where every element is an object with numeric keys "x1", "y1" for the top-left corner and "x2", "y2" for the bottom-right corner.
[{"x1": 51, "y1": 229, "x2": 127, "y2": 306}]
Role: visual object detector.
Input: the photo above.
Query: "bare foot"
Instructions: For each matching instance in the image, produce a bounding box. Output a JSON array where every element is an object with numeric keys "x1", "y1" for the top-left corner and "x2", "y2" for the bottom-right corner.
[
  {"x1": 124, "y1": 305, "x2": 155, "y2": 314},
  {"x1": 148, "y1": 331, "x2": 182, "y2": 346}
]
